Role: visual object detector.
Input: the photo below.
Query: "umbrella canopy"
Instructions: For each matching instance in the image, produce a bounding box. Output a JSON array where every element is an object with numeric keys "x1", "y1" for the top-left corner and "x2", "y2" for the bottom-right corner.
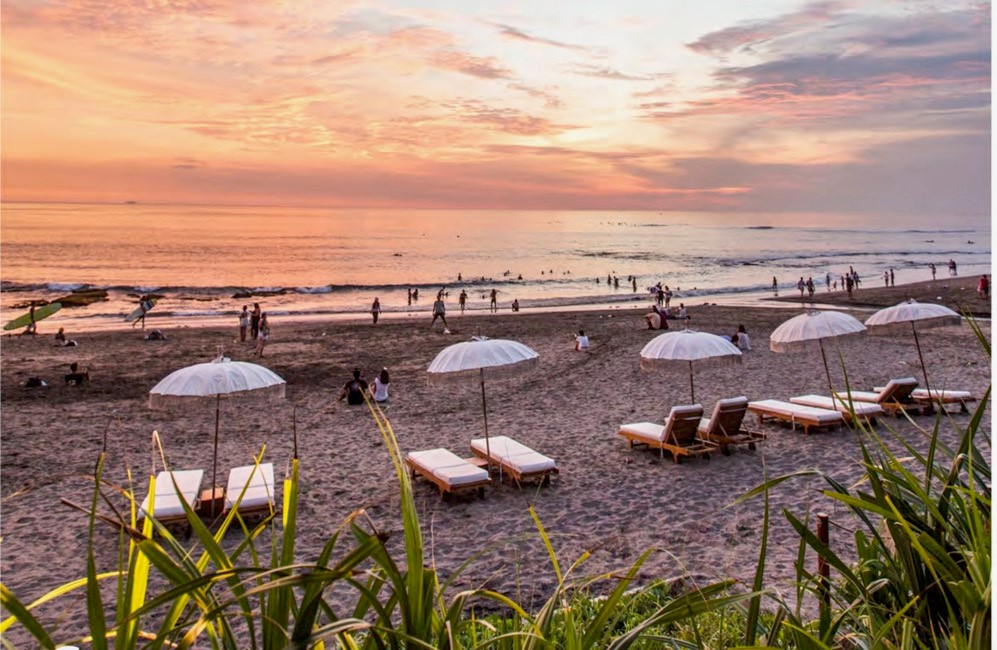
[
  {"x1": 427, "y1": 337, "x2": 538, "y2": 474},
  {"x1": 769, "y1": 310, "x2": 866, "y2": 392},
  {"x1": 639, "y1": 329, "x2": 742, "y2": 402},
  {"x1": 149, "y1": 356, "x2": 286, "y2": 513},
  {"x1": 864, "y1": 299, "x2": 961, "y2": 402}
]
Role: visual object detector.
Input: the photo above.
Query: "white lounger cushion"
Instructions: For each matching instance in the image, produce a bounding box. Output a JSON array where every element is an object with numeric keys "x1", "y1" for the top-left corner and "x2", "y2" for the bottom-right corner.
[
  {"x1": 843, "y1": 390, "x2": 887, "y2": 403},
  {"x1": 621, "y1": 404, "x2": 703, "y2": 442},
  {"x1": 140, "y1": 469, "x2": 204, "y2": 519},
  {"x1": 698, "y1": 396, "x2": 748, "y2": 433},
  {"x1": 873, "y1": 388, "x2": 973, "y2": 401},
  {"x1": 619, "y1": 422, "x2": 666, "y2": 442},
  {"x1": 408, "y1": 448, "x2": 489, "y2": 486},
  {"x1": 748, "y1": 400, "x2": 843, "y2": 424},
  {"x1": 790, "y1": 395, "x2": 884, "y2": 417},
  {"x1": 225, "y1": 463, "x2": 275, "y2": 510},
  {"x1": 471, "y1": 436, "x2": 556, "y2": 474}
]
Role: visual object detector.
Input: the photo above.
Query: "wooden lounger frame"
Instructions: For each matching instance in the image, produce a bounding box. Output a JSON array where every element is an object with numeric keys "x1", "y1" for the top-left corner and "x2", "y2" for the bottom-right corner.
[
  {"x1": 406, "y1": 456, "x2": 491, "y2": 499},
  {"x1": 747, "y1": 403, "x2": 841, "y2": 435},
  {"x1": 698, "y1": 401, "x2": 766, "y2": 455},
  {"x1": 619, "y1": 408, "x2": 718, "y2": 464},
  {"x1": 911, "y1": 393, "x2": 976, "y2": 414},
  {"x1": 469, "y1": 446, "x2": 559, "y2": 485}
]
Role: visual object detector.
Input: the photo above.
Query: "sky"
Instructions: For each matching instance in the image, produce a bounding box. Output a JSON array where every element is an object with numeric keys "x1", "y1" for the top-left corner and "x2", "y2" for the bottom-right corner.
[{"x1": 1, "y1": 0, "x2": 991, "y2": 213}]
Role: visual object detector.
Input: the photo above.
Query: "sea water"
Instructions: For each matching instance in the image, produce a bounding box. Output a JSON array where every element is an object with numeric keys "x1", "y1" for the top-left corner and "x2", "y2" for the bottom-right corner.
[{"x1": 1, "y1": 202, "x2": 990, "y2": 331}]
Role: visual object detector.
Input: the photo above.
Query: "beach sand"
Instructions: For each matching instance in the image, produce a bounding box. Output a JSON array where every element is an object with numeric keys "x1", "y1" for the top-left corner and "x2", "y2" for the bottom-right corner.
[{"x1": 1, "y1": 283, "x2": 990, "y2": 641}]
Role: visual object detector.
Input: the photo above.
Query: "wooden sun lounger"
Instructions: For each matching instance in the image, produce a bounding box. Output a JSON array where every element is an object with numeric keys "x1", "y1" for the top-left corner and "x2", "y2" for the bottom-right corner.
[
  {"x1": 139, "y1": 469, "x2": 204, "y2": 531},
  {"x1": 697, "y1": 397, "x2": 766, "y2": 455},
  {"x1": 747, "y1": 399, "x2": 843, "y2": 434},
  {"x1": 790, "y1": 395, "x2": 884, "y2": 426},
  {"x1": 470, "y1": 436, "x2": 558, "y2": 485},
  {"x1": 223, "y1": 463, "x2": 276, "y2": 520},
  {"x1": 407, "y1": 448, "x2": 491, "y2": 499},
  {"x1": 619, "y1": 404, "x2": 718, "y2": 463},
  {"x1": 874, "y1": 385, "x2": 976, "y2": 413},
  {"x1": 840, "y1": 377, "x2": 919, "y2": 416}
]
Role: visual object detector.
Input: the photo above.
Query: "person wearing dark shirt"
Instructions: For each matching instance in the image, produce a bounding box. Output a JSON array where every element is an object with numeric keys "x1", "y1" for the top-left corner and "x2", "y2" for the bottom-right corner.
[
  {"x1": 65, "y1": 362, "x2": 89, "y2": 385},
  {"x1": 338, "y1": 369, "x2": 369, "y2": 405}
]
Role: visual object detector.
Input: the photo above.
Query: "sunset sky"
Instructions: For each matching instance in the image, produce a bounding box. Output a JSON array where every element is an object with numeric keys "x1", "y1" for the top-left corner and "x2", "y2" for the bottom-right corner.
[{"x1": 1, "y1": 1, "x2": 990, "y2": 212}]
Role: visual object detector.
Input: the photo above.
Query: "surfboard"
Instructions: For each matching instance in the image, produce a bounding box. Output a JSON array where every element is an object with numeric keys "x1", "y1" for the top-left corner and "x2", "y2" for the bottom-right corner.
[
  {"x1": 4, "y1": 302, "x2": 62, "y2": 331},
  {"x1": 124, "y1": 297, "x2": 159, "y2": 323}
]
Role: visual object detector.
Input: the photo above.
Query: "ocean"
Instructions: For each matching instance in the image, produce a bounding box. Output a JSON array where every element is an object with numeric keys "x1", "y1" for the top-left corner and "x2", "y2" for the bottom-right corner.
[{"x1": 1, "y1": 202, "x2": 990, "y2": 332}]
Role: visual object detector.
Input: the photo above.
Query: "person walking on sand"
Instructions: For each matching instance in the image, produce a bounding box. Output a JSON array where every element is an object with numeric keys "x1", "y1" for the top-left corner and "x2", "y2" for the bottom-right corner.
[
  {"x1": 930, "y1": 262, "x2": 936, "y2": 280},
  {"x1": 407, "y1": 288, "x2": 413, "y2": 306},
  {"x1": 977, "y1": 275, "x2": 989, "y2": 300},
  {"x1": 459, "y1": 290, "x2": 467, "y2": 314},
  {"x1": 250, "y1": 303, "x2": 261, "y2": 340},
  {"x1": 806, "y1": 277, "x2": 815, "y2": 299},
  {"x1": 371, "y1": 297, "x2": 381, "y2": 324},
  {"x1": 22, "y1": 301, "x2": 38, "y2": 336},
  {"x1": 239, "y1": 306, "x2": 250, "y2": 342},
  {"x1": 772, "y1": 276, "x2": 778, "y2": 295},
  {"x1": 489, "y1": 289, "x2": 498, "y2": 313},
  {"x1": 254, "y1": 313, "x2": 270, "y2": 357},
  {"x1": 797, "y1": 277, "x2": 805, "y2": 298},
  {"x1": 431, "y1": 295, "x2": 448, "y2": 330},
  {"x1": 132, "y1": 296, "x2": 153, "y2": 330}
]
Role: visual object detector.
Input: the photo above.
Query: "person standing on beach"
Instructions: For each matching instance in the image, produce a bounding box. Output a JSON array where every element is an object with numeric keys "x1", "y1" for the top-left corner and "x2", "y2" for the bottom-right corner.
[
  {"x1": 23, "y1": 301, "x2": 37, "y2": 336},
  {"x1": 825, "y1": 272, "x2": 831, "y2": 291},
  {"x1": 930, "y1": 263, "x2": 937, "y2": 280},
  {"x1": 431, "y1": 295, "x2": 448, "y2": 330},
  {"x1": 977, "y1": 275, "x2": 989, "y2": 300},
  {"x1": 884, "y1": 270, "x2": 890, "y2": 287},
  {"x1": 632, "y1": 277, "x2": 637, "y2": 292},
  {"x1": 239, "y1": 306, "x2": 250, "y2": 342},
  {"x1": 890, "y1": 268, "x2": 895, "y2": 287},
  {"x1": 407, "y1": 288, "x2": 412, "y2": 306},
  {"x1": 133, "y1": 296, "x2": 153, "y2": 330},
  {"x1": 254, "y1": 313, "x2": 270, "y2": 357},
  {"x1": 797, "y1": 277, "x2": 805, "y2": 298},
  {"x1": 489, "y1": 289, "x2": 498, "y2": 313},
  {"x1": 664, "y1": 286, "x2": 672, "y2": 308},
  {"x1": 845, "y1": 275, "x2": 854, "y2": 299},
  {"x1": 371, "y1": 297, "x2": 381, "y2": 324},
  {"x1": 806, "y1": 277, "x2": 815, "y2": 299},
  {"x1": 459, "y1": 290, "x2": 467, "y2": 314},
  {"x1": 250, "y1": 303, "x2": 261, "y2": 340},
  {"x1": 772, "y1": 276, "x2": 778, "y2": 295}
]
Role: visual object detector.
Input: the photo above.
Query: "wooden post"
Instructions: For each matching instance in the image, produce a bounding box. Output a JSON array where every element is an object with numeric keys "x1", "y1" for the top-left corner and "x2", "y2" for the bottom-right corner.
[{"x1": 817, "y1": 512, "x2": 830, "y2": 611}]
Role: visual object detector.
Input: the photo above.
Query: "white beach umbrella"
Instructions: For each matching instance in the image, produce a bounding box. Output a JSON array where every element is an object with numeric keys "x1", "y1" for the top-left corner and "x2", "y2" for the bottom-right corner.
[
  {"x1": 769, "y1": 310, "x2": 866, "y2": 392},
  {"x1": 427, "y1": 336, "x2": 539, "y2": 470},
  {"x1": 864, "y1": 299, "x2": 961, "y2": 403},
  {"x1": 149, "y1": 355, "x2": 286, "y2": 513},
  {"x1": 639, "y1": 329, "x2": 742, "y2": 403}
]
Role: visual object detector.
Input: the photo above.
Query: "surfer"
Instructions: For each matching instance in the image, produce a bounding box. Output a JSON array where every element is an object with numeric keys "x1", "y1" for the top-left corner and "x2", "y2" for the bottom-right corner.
[
  {"x1": 23, "y1": 302, "x2": 37, "y2": 336},
  {"x1": 132, "y1": 297, "x2": 153, "y2": 329}
]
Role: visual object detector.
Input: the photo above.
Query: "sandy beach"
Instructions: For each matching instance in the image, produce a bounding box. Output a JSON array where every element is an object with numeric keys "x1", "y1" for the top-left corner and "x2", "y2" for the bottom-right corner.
[{"x1": 1, "y1": 278, "x2": 990, "y2": 640}]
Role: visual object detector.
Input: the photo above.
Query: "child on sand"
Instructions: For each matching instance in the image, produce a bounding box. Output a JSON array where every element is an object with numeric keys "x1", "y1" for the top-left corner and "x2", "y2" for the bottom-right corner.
[{"x1": 574, "y1": 330, "x2": 589, "y2": 351}]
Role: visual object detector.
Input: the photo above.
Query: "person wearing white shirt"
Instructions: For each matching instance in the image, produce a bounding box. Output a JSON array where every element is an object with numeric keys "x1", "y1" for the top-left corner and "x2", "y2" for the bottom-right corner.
[
  {"x1": 574, "y1": 330, "x2": 589, "y2": 351},
  {"x1": 371, "y1": 367, "x2": 390, "y2": 403},
  {"x1": 736, "y1": 324, "x2": 751, "y2": 351}
]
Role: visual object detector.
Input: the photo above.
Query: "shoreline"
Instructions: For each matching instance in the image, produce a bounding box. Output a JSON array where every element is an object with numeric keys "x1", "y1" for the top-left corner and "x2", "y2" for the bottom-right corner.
[{"x1": 3, "y1": 276, "x2": 988, "y2": 337}]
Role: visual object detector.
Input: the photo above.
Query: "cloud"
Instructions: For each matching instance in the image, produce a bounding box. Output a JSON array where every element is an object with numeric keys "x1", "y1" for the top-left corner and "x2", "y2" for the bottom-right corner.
[
  {"x1": 569, "y1": 63, "x2": 656, "y2": 81},
  {"x1": 432, "y1": 50, "x2": 512, "y2": 79},
  {"x1": 686, "y1": 1, "x2": 846, "y2": 55},
  {"x1": 492, "y1": 22, "x2": 588, "y2": 51}
]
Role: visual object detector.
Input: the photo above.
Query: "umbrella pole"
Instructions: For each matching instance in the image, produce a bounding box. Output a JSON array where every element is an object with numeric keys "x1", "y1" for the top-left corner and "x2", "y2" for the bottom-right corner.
[
  {"x1": 212, "y1": 393, "x2": 220, "y2": 516},
  {"x1": 689, "y1": 361, "x2": 695, "y2": 403},
  {"x1": 912, "y1": 323, "x2": 934, "y2": 413},
  {"x1": 818, "y1": 339, "x2": 833, "y2": 394},
  {"x1": 480, "y1": 368, "x2": 496, "y2": 478}
]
